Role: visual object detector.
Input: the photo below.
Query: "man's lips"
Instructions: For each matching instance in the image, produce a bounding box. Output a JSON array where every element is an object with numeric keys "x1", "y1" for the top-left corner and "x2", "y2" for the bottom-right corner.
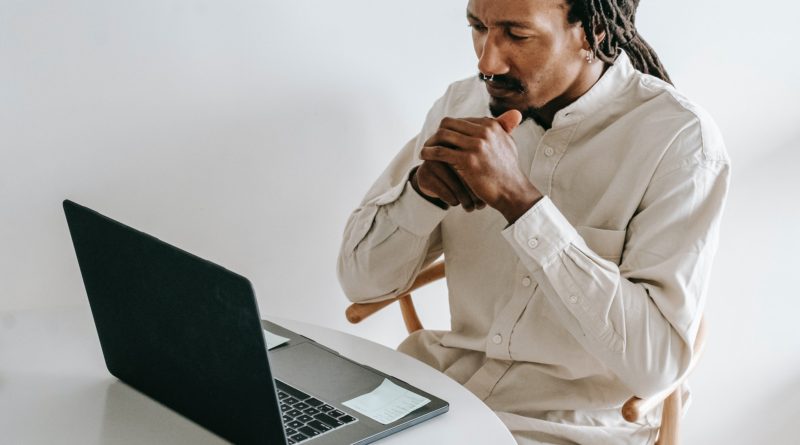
[{"x1": 485, "y1": 81, "x2": 522, "y2": 98}]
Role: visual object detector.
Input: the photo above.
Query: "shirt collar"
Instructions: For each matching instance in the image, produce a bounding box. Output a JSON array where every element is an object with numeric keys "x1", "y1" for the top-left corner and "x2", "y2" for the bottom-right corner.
[{"x1": 551, "y1": 50, "x2": 636, "y2": 128}]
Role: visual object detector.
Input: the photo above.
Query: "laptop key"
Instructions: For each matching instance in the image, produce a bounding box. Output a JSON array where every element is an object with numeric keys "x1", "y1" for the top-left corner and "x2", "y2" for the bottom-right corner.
[
  {"x1": 305, "y1": 398, "x2": 323, "y2": 407},
  {"x1": 283, "y1": 415, "x2": 292, "y2": 423},
  {"x1": 319, "y1": 404, "x2": 334, "y2": 412},
  {"x1": 280, "y1": 403, "x2": 291, "y2": 412},
  {"x1": 287, "y1": 439, "x2": 296, "y2": 445},
  {"x1": 298, "y1": 426, "x2": 321, "y2": 437},
  {"x1": 290, "y1": 433, "x2": 307, "y2": 442},
  {"x1": 293, "y1": 402, "x2": 310, "y2": 410},
  {"x1": 329, "y1": 409, "x2": 345, "y2": 418},
  {"x1": 307, "y1": 420, "x2": 332, "y2": 432},
  {"x1": 288, "y1": 420, "x2": 304, "y2": 429},
  {"x1": 297, "y1": 414, "x2": 313, "y2": 423},
  {"x1": 284, "y1": 397, "x2": 299, "y2": 405},
  {"x1": 285, "y1": 428, "x2": 297, "y2": 436},
  {"x1": 303, "y1": 407, "x2": 320, "y2": 416},
  {"x1": 339, "y1": 415, "x2": 356, "y2": 424},
  {"x1": 314, "y1": 413, "x2": 344, "y2": 428},
  {"x1": 287, "y1": 409, "x2": 303, "y2": 417}
]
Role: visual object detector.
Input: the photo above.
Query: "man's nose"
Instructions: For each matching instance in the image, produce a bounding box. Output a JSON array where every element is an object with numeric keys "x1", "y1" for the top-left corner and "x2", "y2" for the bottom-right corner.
[{"x1": 477, "y1": 31, "x2": 510, "y2": 76}]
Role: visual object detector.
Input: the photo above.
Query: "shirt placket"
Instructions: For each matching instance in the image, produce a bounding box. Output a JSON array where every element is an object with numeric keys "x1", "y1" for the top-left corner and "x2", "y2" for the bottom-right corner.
[
  {"x1": 528, "y1": 124, "x2": 578, "y2": 196},
  {"x1": 485, "y1": 261, "x2": 537, "y2": 362}
]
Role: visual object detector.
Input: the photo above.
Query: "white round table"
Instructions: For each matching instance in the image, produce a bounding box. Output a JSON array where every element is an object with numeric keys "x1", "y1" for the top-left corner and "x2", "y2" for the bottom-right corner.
[{"x1": 0, "y1": 306, "x2": 516, "y2": 444}]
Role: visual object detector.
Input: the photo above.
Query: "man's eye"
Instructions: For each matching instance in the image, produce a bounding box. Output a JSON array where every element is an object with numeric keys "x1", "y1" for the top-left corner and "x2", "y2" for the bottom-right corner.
[
  {"x1": 469, "y1": 23, "x2": 488, "y2": 33},
  {"x1": 507, "y1": 30, "x2": 532, "y2": 41}
]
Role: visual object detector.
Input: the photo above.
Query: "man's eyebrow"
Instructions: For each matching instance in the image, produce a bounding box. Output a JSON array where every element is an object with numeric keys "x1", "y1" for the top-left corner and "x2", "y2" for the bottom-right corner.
[{"x1": 466, "y1": 10, "x2": 537, "y2": 29}]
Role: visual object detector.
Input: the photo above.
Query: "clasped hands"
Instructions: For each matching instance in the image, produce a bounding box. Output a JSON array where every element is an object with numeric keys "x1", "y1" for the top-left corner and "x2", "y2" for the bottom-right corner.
[{"x1": 411, "y1": 110, "x2": 543, "y2": 224}]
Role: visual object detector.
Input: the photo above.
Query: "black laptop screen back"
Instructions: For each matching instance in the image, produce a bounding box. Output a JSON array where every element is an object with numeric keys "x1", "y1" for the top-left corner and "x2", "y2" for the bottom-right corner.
[{"x1": 64, "y1": 200, "x2": 285, "y2": 445}]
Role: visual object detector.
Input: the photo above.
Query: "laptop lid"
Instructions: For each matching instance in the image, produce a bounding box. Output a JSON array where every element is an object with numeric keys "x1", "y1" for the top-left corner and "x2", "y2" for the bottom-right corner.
[{"x1": 63, "y1": 199, "x2": 286, "y2": 444}]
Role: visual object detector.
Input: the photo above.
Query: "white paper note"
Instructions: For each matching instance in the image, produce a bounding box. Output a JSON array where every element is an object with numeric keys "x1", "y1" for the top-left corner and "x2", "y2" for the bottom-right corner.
[
  {"x1": 343, "y1": 378, "x2": 431, "y2": 425},
  {"x1": 263, "y1": 329, "x2": 290, "y2": 350}
]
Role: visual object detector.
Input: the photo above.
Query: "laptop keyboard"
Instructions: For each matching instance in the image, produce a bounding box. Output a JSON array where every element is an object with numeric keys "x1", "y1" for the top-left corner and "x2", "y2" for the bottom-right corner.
[{"x1": 276, "y1": 379, "x2": 358, "y2": 444}]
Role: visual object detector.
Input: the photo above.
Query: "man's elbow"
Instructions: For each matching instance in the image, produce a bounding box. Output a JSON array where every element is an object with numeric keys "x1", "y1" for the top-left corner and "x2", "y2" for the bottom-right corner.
[
  {"x1": 336, "y1": 252, "x2": 402, "y2": 304},
  {"x1": 627, "y1": 342, "x2": 693, "y2": 399}
]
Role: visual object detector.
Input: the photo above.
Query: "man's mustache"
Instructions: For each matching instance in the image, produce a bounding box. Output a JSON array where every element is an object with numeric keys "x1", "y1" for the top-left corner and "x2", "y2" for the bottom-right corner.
[{"x1": 477, "y1": 73, "x2": 526, "y2": 92}]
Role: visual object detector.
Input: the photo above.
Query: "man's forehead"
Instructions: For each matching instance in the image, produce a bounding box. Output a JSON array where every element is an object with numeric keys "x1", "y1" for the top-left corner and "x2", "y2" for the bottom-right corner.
[{"x1": 467, "y1": 0, "x2": 570, "y2": 28}]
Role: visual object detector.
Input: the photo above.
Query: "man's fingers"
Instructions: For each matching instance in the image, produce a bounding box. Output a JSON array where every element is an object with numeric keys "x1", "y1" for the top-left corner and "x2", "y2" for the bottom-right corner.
[
  {"x1": 465, "y1": 185, "x2": 486, "y2": 209},
  {"x1": 459, "y1": 111, "x2": 522, "y2": 134},
  {"x1": 438, "y1": 117, "x2": 485, "y2": 137},
  {"x1": 425, "y1": 128, "x2": 479, "y2": 152},
  {"x1": 417, "y1": 163, "x2": 460, "y2": 207},
  {"x1": 463, "y1": 181, "x2": 485, "y2": 210},
  {"x1": 420, "y1": 145, "x2": 463, "y2": 165},
  {"x1": 423, "y1": 174, "x2": 459, "y2": 207},
  {"x1": 450, "y1": 168, "x2": 484, "y2": 210},
  {"x1": 430, "y1": 162, "x2": 475, "y2": 210},
  {"x1": 420, "y1": 151, "x2": 485, "y2": 211},
  {"x1": 496, "y1": 109, "x2": 523, "y2": 133}
]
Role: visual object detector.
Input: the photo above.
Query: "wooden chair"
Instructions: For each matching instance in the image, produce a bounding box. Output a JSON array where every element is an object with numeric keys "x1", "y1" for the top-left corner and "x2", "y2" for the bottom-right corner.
[{"x1": 345, "y1": 260, "x2": 707, "y2": 445}]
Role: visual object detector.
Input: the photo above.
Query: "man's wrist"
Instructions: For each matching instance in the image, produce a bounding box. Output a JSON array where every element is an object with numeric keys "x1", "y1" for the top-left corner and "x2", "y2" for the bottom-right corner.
[
  {"x1": 497, "y1": 183, "x2": 543, "y2": 224},
  {"x1": 410, "y1": 166, "x2": 449, "y2": 210}
]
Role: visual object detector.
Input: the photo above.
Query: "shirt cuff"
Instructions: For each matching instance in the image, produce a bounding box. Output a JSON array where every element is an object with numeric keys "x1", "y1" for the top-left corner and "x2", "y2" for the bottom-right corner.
[
  {"x1": 501, "y1": 196, "x2": 579, "y2": 271},
  {"x1": 384, "y1": 180, "x2": 448, "y2": 237}
]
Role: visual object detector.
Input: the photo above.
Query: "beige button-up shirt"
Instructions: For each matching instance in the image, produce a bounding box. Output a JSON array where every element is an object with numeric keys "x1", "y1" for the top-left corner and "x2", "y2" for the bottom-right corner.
[{"x1": 337, "y1": 52, "x2": 730, "y2": 445}]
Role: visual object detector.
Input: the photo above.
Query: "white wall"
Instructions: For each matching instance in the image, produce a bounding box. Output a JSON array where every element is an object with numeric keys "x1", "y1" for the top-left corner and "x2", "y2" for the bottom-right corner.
[{"x1": 2, "y1": 1, "x2": 798, "y2": 443}]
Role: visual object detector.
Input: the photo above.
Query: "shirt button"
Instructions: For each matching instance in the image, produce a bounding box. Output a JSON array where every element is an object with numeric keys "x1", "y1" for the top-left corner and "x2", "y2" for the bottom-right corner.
[
  {"x1": 527, "y1": 237, "x2": 539, "y2": 249},
  {"x1": 522, "y1": 276, "x2": 532, "y2": 287},
  {"x1": 544, "y1": 146, "x2": 554, "y2": 157},
  {"x1": 492, "y1": 334, "x2": 503, "y2": 344},
  {"x1": 569, "y1": 295, "x2": 578, "y2": 304}
]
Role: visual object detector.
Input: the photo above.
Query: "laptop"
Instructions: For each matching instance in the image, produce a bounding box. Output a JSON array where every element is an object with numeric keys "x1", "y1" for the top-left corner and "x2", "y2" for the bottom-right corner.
[{"x1": 63, "y1": 200, "x2": 448, "y2": 444}]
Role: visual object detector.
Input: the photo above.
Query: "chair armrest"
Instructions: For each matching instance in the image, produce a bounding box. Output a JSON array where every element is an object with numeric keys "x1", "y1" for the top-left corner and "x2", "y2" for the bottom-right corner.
[
  {"x1": 345, "y1": 260, "x2": 445, "y2": 324},
  {"x1": 621, "y1": 317, "x2": 708, "y2": 422}
]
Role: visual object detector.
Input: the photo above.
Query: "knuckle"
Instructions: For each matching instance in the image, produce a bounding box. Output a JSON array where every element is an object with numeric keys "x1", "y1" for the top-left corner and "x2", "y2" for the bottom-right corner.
[{"x1": 468, "y1": 154, "x2": 480, "y2": 170}]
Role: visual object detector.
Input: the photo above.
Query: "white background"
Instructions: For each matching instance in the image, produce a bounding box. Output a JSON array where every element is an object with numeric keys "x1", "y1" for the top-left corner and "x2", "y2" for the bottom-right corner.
[{"x1": 1, "y1": 1, "x2": 798, "y2": 443}]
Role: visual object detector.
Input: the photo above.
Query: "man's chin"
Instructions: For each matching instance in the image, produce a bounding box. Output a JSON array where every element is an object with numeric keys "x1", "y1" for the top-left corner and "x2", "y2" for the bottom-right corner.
[
  {"x1": 489, "y1": 99, "x2": 531, "y2": 120},
  {"x1": 488, "y1": 99, "x2": 519, "y2": 118}
]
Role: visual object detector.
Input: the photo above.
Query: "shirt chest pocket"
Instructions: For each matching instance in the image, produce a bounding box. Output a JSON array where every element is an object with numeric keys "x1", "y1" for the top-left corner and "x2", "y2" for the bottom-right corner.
[{"x1": 575, "y1": 226, "x2": 627, "y2": 266}]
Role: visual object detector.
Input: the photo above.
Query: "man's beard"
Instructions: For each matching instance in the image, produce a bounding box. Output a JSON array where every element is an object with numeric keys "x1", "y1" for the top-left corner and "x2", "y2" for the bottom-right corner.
[{"x1": 478, "y1": 73, "x2": 545, "y2": 127}]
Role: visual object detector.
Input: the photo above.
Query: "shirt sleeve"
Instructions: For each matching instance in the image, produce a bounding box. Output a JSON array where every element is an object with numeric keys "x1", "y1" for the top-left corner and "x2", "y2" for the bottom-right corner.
[
  {"x1": 337, "y1": 96, "x2": 452, "y2": 304},
  {"x1": 502, "y1": 127, "x2": 730, "y2": 398}
]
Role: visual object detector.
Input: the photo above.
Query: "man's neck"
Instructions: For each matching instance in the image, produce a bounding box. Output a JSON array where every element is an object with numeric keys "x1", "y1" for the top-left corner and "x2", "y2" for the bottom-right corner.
[{"x1": 528, "y1": 61, "x2": 609, "y2": 130}]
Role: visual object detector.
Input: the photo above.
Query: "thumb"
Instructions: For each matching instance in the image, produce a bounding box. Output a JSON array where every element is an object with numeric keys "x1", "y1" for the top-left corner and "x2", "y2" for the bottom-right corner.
[{"x1": 496, "y1": 109, "x2": 523, "y2": 133}]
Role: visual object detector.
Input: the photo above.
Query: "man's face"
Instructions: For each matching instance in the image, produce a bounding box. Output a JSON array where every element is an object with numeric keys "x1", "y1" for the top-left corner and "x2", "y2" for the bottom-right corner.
[{"x1": 467, "y1": 0, "x2": 588, "y2": 118}]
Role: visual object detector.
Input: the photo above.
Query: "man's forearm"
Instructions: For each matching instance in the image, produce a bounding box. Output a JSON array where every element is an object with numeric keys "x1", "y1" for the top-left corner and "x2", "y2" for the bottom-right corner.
[{"x1": 337, "y1": 177, "x2": 446, "y2": 304}]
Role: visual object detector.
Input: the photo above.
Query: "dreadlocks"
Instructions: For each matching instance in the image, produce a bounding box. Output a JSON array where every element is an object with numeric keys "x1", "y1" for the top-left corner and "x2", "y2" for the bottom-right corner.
[{"x1": 566, "y1": 0, "x2": 672, "y2": 85}]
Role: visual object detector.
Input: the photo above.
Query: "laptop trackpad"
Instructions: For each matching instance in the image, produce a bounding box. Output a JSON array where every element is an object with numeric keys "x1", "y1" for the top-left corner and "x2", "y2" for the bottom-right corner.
[{"x1": 269, "y1": 342, "x2": 385, "y2": 403}]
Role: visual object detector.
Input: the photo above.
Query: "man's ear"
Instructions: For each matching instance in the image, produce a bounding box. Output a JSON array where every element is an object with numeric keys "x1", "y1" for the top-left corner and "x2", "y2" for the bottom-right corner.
[
  {"x1": 595, "y1": 30, "x2": 606, "y2": 46},
  {"x1": 578, "y1": 23, "x2": 605, "y2": 52},
  {"x1": 582, "y1": 17, "x2": 606, "y2": 50}
]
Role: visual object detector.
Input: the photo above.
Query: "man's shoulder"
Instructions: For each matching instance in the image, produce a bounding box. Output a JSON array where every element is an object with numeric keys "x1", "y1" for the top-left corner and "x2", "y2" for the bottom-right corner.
[{"x1": 625, "y1": 73, "x2": 729, "y2": 166}]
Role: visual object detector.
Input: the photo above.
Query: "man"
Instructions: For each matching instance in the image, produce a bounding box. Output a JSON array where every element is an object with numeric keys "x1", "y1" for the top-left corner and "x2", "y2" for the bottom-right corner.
[{"x1": 337, "y1": 0, "x2": 729, "y2": 443}]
